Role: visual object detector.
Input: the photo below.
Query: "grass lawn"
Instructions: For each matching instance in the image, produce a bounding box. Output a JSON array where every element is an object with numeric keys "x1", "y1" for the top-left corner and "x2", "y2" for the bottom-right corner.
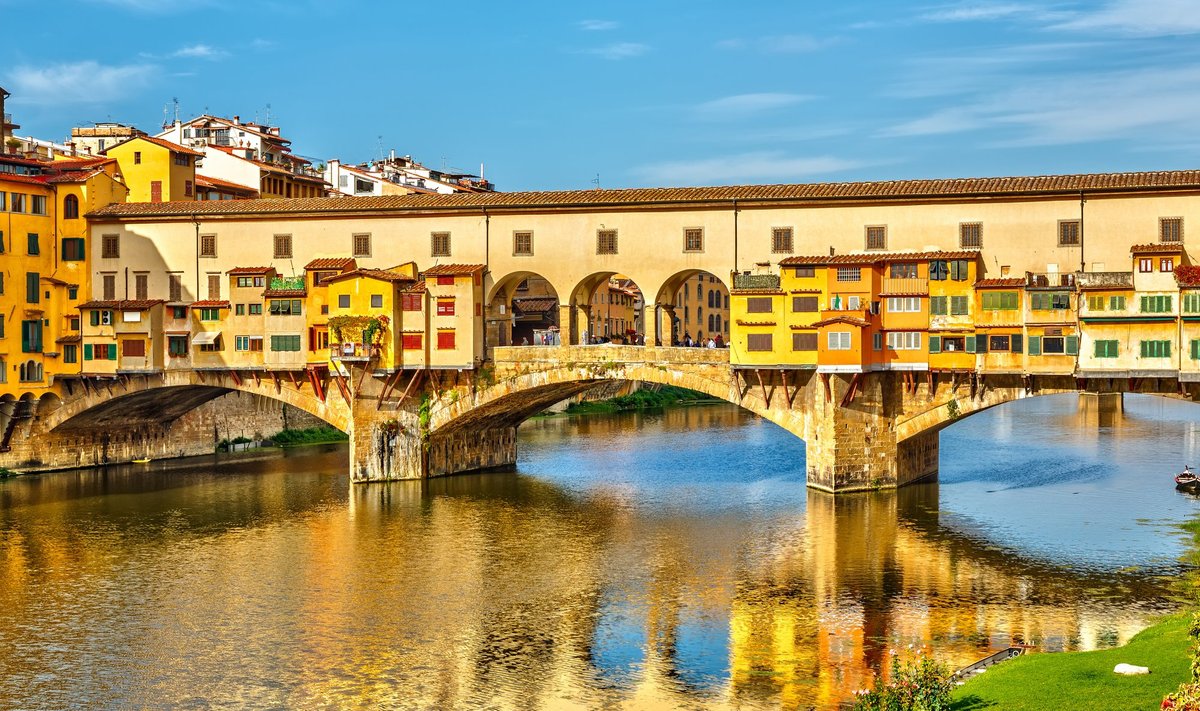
[{"x1": 951, "y1": 613, "x2": 1192, "y2": 710}]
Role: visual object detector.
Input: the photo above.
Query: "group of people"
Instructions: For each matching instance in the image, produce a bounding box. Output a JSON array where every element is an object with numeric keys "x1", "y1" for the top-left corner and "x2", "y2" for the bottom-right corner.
[{"x1": 677, "y1": 332, "x2": 725, "y2": 348}]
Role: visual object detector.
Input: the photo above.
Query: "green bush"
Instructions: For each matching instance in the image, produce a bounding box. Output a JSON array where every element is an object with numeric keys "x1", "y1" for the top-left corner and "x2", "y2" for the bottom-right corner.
[
  {"x1": 270, "y1": 426, "x2": 348, "y2": 446},
  {"x1": 853, "y1": 654, "x2": 954, "y2": 711},
  {"x1": 1163, "y1": 615, "x2": 1200, "y2": 710}
]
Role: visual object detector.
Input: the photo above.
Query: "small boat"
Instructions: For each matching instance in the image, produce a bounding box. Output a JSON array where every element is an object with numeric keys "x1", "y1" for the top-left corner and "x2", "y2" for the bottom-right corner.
[
  {"x1": 131, "y1": 457, "x2": 152, "y2": 464},
  {"x1": 1175, "y1": 466, "x2": 1199, "y2": 491}
]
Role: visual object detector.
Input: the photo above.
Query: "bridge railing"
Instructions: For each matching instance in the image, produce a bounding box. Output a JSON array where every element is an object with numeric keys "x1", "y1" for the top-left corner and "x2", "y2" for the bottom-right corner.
[{"x1": 493, "y1": 344, "x2": 730, "y2": 365}]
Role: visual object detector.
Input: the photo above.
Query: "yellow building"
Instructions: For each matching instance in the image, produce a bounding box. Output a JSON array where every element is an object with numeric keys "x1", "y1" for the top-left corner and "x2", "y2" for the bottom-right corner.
[
  {"x1": 303, "y1": 257, "x2": 357, "y2": 364},
  {"x1": 324, "y1": 264, "x2": 420, "y2": 372},
  {"x1": 103, "y1": 135, "x2": 202, "y2": 203},
  {"x1": 972, "y1": 279, "x2": 1025, "y2": 374},
  {"x1": 78, "y1": 300, "x2": 164, "y2": 374},
  {"x1": 730, "y1": 271, "x2": 788, "y2": 368},
  {"x1": 926, "y1": 253, "x2": 979, "y2": 372},
  {"x1": 589, "y1": 277, "x2": 640, "y2": 342},
  {"x1": 423, "y1": 264, "x2": 486, "y2": 369}
]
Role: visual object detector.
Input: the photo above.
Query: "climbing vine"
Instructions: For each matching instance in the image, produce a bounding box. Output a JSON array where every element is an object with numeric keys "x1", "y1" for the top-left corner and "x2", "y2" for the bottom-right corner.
[{"x1": 328, "y1": 314, "x2": 391, "y2": 344}]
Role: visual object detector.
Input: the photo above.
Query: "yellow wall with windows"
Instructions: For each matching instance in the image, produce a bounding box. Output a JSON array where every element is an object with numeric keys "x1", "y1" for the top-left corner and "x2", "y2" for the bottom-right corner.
[{"x1": 105, "y1": 139, "x2": 196, "y2": 203}]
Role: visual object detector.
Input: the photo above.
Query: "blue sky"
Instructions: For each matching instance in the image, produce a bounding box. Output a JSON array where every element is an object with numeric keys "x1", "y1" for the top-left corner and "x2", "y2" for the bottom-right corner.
[{"x1": 4, "y1": 0, "x2": 1200, "y2": 191}]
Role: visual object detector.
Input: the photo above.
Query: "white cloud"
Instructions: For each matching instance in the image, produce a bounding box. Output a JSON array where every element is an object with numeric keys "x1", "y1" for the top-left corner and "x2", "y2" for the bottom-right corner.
[
  {"x1": 878, "y1": 108, "x2": 982, "y2": 137},
  {"x1": 695, "y1": 92, "x2": 812, "y2": 120},
  {"x1": 1051, "y1": 0, "x2": 1200, "y2": 36},
  {"x1": 8, "y1": 61, "x2": 156, "y2": 105},
  {"x1": 578, "y1": 19, "x2": 618, "y2": 31},
  {"x1": 716, "y1": 34, "x2": 838, "y2": 53},
  {"x1": 172, "y1": 43, "x2": 227, "y2": 59},
  {"x1": 918, "y1": 2, "x2": 1041, "y2": 22},
  {"x1": 578, "y1": 42, "x2": 648, "y2": 60},
  {"x1": 633, "y1": 152, "x2": 865, "y2": 186}
]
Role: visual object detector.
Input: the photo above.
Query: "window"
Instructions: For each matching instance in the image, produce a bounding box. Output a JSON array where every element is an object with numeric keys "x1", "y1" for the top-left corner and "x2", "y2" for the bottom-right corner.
[
  {"x1": 437, "y1": 331, "x2": 456, "y2": 350},
  {"x1": 1192, "y1": 340, "x2": 1200, "y2": 360},
  {"x1": 873, "y1": 332, "x2": 883, "y2": 350},
  {"x1": 1184, "y1": 293, "x2": 1200, "y2": 313},
  {"x1": 1095, "y1": 340, "x2": 1119, "y2": 358},
  {"x1": 0, "y1": 315, "x2": 4, "y2": 338},
  {"x1": 135, "y1": 273, "x2": 148, "y2": 300},
  {"x1": 746, "y1": 297, "x2": 773, "y2": 313},
  {"x1": 401, "y1": 293, "x2": 422, "y2": 311},
  {"x1": 171, "y1": 305, "x2": 187, "y2": 320},
  {"x1": 887, "y1": 297, "x2": 920, "y2": 313},
  {"x1": 29, "y1": 195, "x2": 45, "y2": 215},
  {"x1": 174, "y1": 153, "x2": 190, "y2": 167},
  {"x1": 402, "y1": 334, "x2": 422, "y2": 350},
  {"x1": 200, "y1": 234, "x2": 217, "y2": 257},
  {"x1": 683, "y1": 228, "x2": 703, "y2": 252},
  {"x1": 370, "y1": 294, "x2": 383, "y2": 309},
  {"x1": 889, "y1": 263, "x2": 917, "y2": 279},
  {"x1": 10, "y1": 193, "x2": 24, "y2": 213},
  {"x1": 1030, "y1": 292, "x2": 1070, "y2": 310},
  {"x1": 437, "y1": 276, "x2": 455, "y2": 286},
  {"x1": 133, "y1": 151, "x2": 142, "y2": 164},
  {"x1": 949, "y1": 260, "x2": 969, "y2": 281},
  {"x1": 102, "y1": 275, "x2": 116, "y2": 300},
  {"x1": 353, "y1": 233, "x2": 372, "y2": 258},
  {"x1": 793, "y1": 266, "x2": 815, "y2": 278},
  {"x1": 1162, "y1": 217, "x2": 1183, "y2": 243},
  {"x1": 431, "y1": 231, "x2": 452, "y2": 257},
  {"x1": 184, "y1": 180, "x2": 193, "y2": 197},
  {"x1": 18, "y1": 361, "x2": 43, "y2": 382},
  {"x1": 960, "y1": 222, "x2": 982, "y2": 249},
  {"x1": 1139, "y1": 258, "x2": 1153, "y2": 273},
  {"x1": 697, "y1": 282, "x2": 703, "y2": 299},
  {"x1": 248, "y1": 303, "x2": 262, "y2": 315},
  {"x1": 747, "y1": 333, "x2": 773, "y2": 351},
  {"x1": 20, "y1": 320, "x2": 42, "y2": 353},
  {"x1": 270, "y1": 335, "x2": 301, "y2": 352},
  {"x1": 236, "y1": 277, "x2": 259, "y2": 288},
  {"x1": 1140, "y1": 295, "x2": 1173, "y2": 313},
  {"x1": 865, "y1": 225, "x2": 887, "y2": 250},
  {"x1": 827, "y1": 332, "x2": 851, "y2": 350},
  {"x1": 207, "y1": 274, "x2": 221, "y2": 300},
  {"x1": 942, "y1": 336, "x2": 966, "y2": 352},
  {"x1": 63, "y1": 194, "x2": 79, "y2": 219},
  {"x1": 436, "y1": 299, "x2": 455, "y2": 316},
  {"x1": 887, "y1": 331, "x2": 922, "y2": 350},
  {"x1": 63, "y1": 344, "x2": 77, "y2": 363},
  {"x1": 1059, "y1": 220, "x2": 1080, "y2": 246},
  {"x1": 836, "y1": 267, "x2": 861, "y2": 282},
  {"x1": 596, "y1": 229, "x2": 617, "y2": 255},
  {"x1": 988, "y1": 335, "x2": 1011, "y2": 352},
  {"x1": 196, "y1": 308, "x2": 220, "y2": 321},
  {"x1": 981, "y1": 292, "x2": 1019, "y2": 310},
  {"x1": 930, "y1": 296, "x2": 947, "y2": 315},
  {"x1": 951, "y1": 296, "x2": 968, "y2": 315},
  {"x1": 792, "y1": 296, "x2": 818, "y2": 312},
  {"x1": 102, "y1": 234, "x2": 120, "y2": 258},
  {"x1": 235, "y1": 304, "x2": 245, "y2": 316},
  {"x1": 273, "y1": 234, "x2": 292, "y2": 259},
  {"x1": 269, "y1": 299, "x2": 302, "y2": 315},
  {"x1": 1042, "y1": 336, "x2": 1068, "y2": 354},
  {"x1": 1161, "y1": 258, "x2": 1174, "y2": 272},
  {"x1": 26, "y1": 233, "x2": 38, "y2": 255},
  {"x1": 61, "y1": 238, "x2": 85, "y2": 261},
  {"x1": 121, "y1": 339, "x2": 146, "y2": 358},
  {"x1": 338, "y1": 294, "x2": 350, "y2": 309},
  {"x1": 513, "y1": 231, "x2": 533, "y2": 256},
  {"x1": 771, "y1": 227, "x2": 793, "y2": 254},
  {"x1": 792, "y1": 332, "x2": 818, "y2": 351},
  {"x1": 1137, "y1": 341, "x2": 1166, "y2": 357},
  {"x1": 26, "y1": 272, "x2": 39, "y2": 304},
  {"x1": 168, "y1": 336, "x2": 188, "y2": 357},
  {"x1": 1110, "y1": 295, "x2": 1126, "y2": 311}
]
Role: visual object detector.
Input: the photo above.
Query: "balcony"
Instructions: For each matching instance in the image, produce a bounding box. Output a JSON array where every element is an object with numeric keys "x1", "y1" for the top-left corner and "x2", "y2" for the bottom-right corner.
[
  {"x1": 1076, "y1": 271, "x2": 1133, "y2": 290},
  {"x1": 331, "y1": 342, "x2": 382, "y2": 361},
  {"x1": 1025, "y1": 272, "x2": 1076, "y2": 289},
  {"x1": 733, "y1": 273, "x2": 780, "y2": 290},
  {"x1": 880, "y1": 277, "x2": 928, "y2": 295},
  {"x1": 270, "y1": 276, "x2": 306, "y2": 291}
]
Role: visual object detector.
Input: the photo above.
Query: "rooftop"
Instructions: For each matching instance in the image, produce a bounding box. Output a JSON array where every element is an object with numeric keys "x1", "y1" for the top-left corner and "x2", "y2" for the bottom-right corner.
[{"x1": 88, "y1": 169, "x2": 1200, "y2": 219}]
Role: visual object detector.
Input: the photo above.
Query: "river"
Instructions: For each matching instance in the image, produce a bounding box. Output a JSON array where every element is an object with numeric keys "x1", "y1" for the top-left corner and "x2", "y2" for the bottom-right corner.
[{"x1": 0, "y1": 394, "x2": 1196, "y2": 709}]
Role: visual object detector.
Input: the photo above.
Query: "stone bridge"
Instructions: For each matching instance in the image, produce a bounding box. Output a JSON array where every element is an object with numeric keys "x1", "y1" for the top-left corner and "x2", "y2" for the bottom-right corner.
[{"x1": 5, "y1": 348, "x2": 1197, "y2": 492}]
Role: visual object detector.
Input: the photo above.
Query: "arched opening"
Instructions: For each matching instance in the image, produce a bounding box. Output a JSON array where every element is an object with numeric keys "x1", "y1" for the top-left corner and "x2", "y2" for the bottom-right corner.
[
  {"x1": 63, "y1": 194, "x2": 80, "y2": 220},
  {"x1": 35, "y1": 392, "x2": 62, "y2": 418},
  {"x1": 653, "y1": 270, "x2": 730, "y2": 347},
  {"x1": 18, "y1": 360, "x2": 43, "y2": 383},
  {"x1": 487, "y1": 271, "x2": 561, "y2": 347},
  {"x1": 569, "y1": 273, "x2": 645, "y2": 345}
]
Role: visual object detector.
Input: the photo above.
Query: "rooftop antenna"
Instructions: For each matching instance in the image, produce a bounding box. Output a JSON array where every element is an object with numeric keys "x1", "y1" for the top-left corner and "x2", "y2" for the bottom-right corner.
[
  {"x1": 591, "y1": 173, "x2": 601, "y2": 190},
  {"x1": 377, "y1": 135, "x2": 385, "y2": 162},
  {"x1": 162, "y1": 102, "x2": 170, "y2": 129},
  {"x1": 265, "y1": 103, "x2": 272, "y2": 125},
  {"x1": 172, "y1": 97, "x2": 179, "y2": 123}
]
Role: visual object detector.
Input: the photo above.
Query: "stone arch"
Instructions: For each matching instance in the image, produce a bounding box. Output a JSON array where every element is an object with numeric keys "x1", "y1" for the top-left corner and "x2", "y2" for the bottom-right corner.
[
  {"x1": 486, "y1": 270, "x2": 563, "y2": 348},
  {"x1": 651, "y1": 269, "x2": 731, "y2": 346},
  {"x1": 566, "y1": 271, "x2": 648, "y2": 345}
]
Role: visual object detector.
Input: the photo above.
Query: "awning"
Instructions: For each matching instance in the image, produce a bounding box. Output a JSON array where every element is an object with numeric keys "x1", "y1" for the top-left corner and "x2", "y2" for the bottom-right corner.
[{"x1": 192, "y1": 331, "x2": 220, "y2": 346}]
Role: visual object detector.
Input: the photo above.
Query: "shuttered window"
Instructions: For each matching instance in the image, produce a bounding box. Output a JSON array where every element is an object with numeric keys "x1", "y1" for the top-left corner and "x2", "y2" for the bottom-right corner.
[
  {"x1": 352, "y1": 233, "x2": 371, "y2": 258},
  {"x1": 747, "y1": 333, "x2": 773, "y2": 351},
  {"x1": 960, "y1": 223, "x2": 982, "y2": 249},
  {"x1": 827, "y1": 332, "x2": 851, "y2": 350},
  {"x1": 596, "y1": 229, "x2": 617, "y2": 255},
  {"x1": 402, "y1": 334, "x2": 423, "y2": 350},
  {"x1": 122, "y1": 339, "x2": 146, "y2": 357},
  {"x1": 437, "y1": 331, "x2": 456, "y2": 350},
  {"x1": 865, "y1": 225, "x2": 886, "y2": 250},
  {"x1": 431, "y1": 232, "x2": 452, "y2": 257},
  {"x1": 792, "y1": 332, "x2": 817, "y2": 351},
  {"x1": 791, "y1": 296, "x2": 818, "y2": 312},
  {"x1": 930, "y1": 296, "x2": 947, "y2": 315},
  {"x1": 200, "y1": 234, "x2": 217, "y2": 257},
  {"x1": 771, "y1": 227, "x2": 793, "y2": 254},
  {"x1": 402, "y1": 293, "x2": 423, "y2": 311},
  {"x1": 207, "y1": 274, "x2": 221, "y2": 300},
  {"x1": 1140, "y1": 340, "x2": 1171, "y2": 358},
  {"x1": 950, "y1": 296, "x2": 968, "y2": 315},
  {"x1": 1140, "y1": 295, "x2": 1173, "y2": 313},
  {"x1": 26, "y1": 272, "x2": 39, "y2": 303},
  {"x1": 513, "y1": 231, "x2": 533, "y2": 256},
  {"x1": 746, "y1": 297, "x2": 773, "y2": 313},
  {"x1": 273, "y1": 234, "x2": 292, "y2": 259},
  {"x1": 102, "y1": 234, "x2": 120, "y2": 258},
  {"x1": 1095, "y1": 340, "x2": 1119, "y2": 358},
  {"x1": 683, "y1": 228, "x2": 703, "y2": 252}
]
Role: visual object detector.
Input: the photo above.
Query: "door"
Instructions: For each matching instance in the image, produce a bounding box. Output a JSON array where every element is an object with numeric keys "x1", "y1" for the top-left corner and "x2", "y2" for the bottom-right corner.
[{"x1": 150, "y1": 181, "x2": 162, "y2": 203}]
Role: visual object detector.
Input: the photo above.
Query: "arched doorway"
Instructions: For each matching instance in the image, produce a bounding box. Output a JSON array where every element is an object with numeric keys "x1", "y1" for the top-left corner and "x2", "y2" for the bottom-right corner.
[
  {"x1": 487, "y1": 272, "x2": 561, "y2": 347},
  {"x1": 653, "y1": 270, "x2": 730, "y2": 347},
  {"x1": 570, "y1": 273, "x2": 645, "y2": 345}
]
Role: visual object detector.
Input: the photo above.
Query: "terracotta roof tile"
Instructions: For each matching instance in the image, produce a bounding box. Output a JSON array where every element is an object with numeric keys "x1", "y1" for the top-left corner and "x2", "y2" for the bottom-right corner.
[
  {"x1": 226, "y1": 266, "x2": 276, "y2": 275},
  {"x1": 781, "y1": 250, "x2": 980, "y2": 266},
  {"x1": 190, "y1": 300, "x2": 231, "y2": 308},
  {"x1": 88, "y1": 170, "x2": 1200, "y2": 219},
  {"x1": 401, "y1": 281, "x2": 427, "y2": 294},
  {"x1": 78, "y1": 299, "x2": 164, "y2": 310},
  {"x1": 104, "y1": 135, "x2": 205, "y2": 157},
  {"x1": 322, "y1": 268, "x2": 414, "y2": 284},
  {"x1": 811, "y1": 315, "x2": 871, "y2": 328},
  {"x1": 423, "y1": 264, "x2": 486, "y2": 276},
  {"x1": 196, "y1": 175, "x2": 259, "y2": 194},
  {"x1": 304, "y1": 257, "x2": 357, "y2": 270},
  {"x1": 512, "y1": 297, "x2": 558, "y2": 312},
  {"x1": 1130, "y1": 243, "x2": 1184, "y2": 254},
  {"x1": 974, "y1": 278, "x2": 1026, "y2": 288},
  {"x1": 263, "y1": 288, "x2": 307, "y2": 297}
]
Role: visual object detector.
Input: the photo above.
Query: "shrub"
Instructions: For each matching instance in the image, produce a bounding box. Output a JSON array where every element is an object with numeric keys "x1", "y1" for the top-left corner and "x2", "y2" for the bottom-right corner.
[
  {"x1": 1164, "y1": 615, "x2": 1200, "y2": 710},
  {"x1": 852, "y1": 654, "x2": 954, "y2": 711}
]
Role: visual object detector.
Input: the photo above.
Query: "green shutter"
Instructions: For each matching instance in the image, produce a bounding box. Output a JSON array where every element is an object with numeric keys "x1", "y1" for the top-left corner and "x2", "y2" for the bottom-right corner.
[
  {"x1": 1029, "y1": 336, "x2": 1042, "y2": 356},
  {"x1": 1066, "y1": 335, "x2": 1079, "y2": 355},
  {"x1": 951, "y1": 295, "x2": 968, "y2": 315},
  {"x1": 107, "y1": 344, "x2": 116, "y2": 360},
  {"x1": 1012, "y1": 334, "x2": 1023, "y2": 353},
  {"x1": 977, "y1": 334, "x2": 988, "y2": 353},
  {"x1": 84, "y1": 344, "x2": 93, "y2": 360},
  {"x1": 1192, "y1": 339, "x2": 1200, "y2": 360},
  {"x1": 966, "y1": 335, "x2": 976, "y2": 353},
  {"x1": 929, "y1": 335, "x2": 941, "y2": 353},
  {"x1": 1140, "y1": 340, "x2": 1148, "y2": 357},
  {"x1": 930, "y1": 296, "x2": 947, "y2": 315},
  {"x1": 90, "y1": 310, "x2": 99, "y2": 326},
  {"x1": 1003, "y1": 292, "x2": 1018, "y2": 310}
]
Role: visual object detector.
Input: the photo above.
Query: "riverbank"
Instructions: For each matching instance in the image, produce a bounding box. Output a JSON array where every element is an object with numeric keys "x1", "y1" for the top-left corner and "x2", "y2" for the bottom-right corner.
[
  {"x1": 549, "y1": 385, "x2": 718, "y2": 416},
  {"x1": 270, "y1": 426, "x2": 348, "y2": 447},
  {"x1": 951, "y1": 516, "x2": 1200, "y2": 709}
]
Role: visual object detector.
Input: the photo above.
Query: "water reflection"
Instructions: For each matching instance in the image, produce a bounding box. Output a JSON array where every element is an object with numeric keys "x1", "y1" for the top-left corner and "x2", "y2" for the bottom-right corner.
[{"x1": 0, "y1": 397, "x2": 1193, "y2": 709}]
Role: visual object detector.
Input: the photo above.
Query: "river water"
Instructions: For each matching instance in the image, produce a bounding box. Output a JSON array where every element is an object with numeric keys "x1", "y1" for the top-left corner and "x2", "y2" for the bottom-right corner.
[{"x1": 0, "y1": 394, "x2": 1197, "y2": 709}]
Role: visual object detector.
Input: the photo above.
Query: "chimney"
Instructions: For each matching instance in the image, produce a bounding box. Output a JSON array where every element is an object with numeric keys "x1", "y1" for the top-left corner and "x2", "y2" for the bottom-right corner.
[
  {"x1": 232, "y1": 115, "x2": 240, "y2": 124},
  {"x1": 65, "y1": 141, "x2": 76, "y2": 156},
  {"x1": 0, "y1": 85, "x2": 9, "y2": 149}
]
